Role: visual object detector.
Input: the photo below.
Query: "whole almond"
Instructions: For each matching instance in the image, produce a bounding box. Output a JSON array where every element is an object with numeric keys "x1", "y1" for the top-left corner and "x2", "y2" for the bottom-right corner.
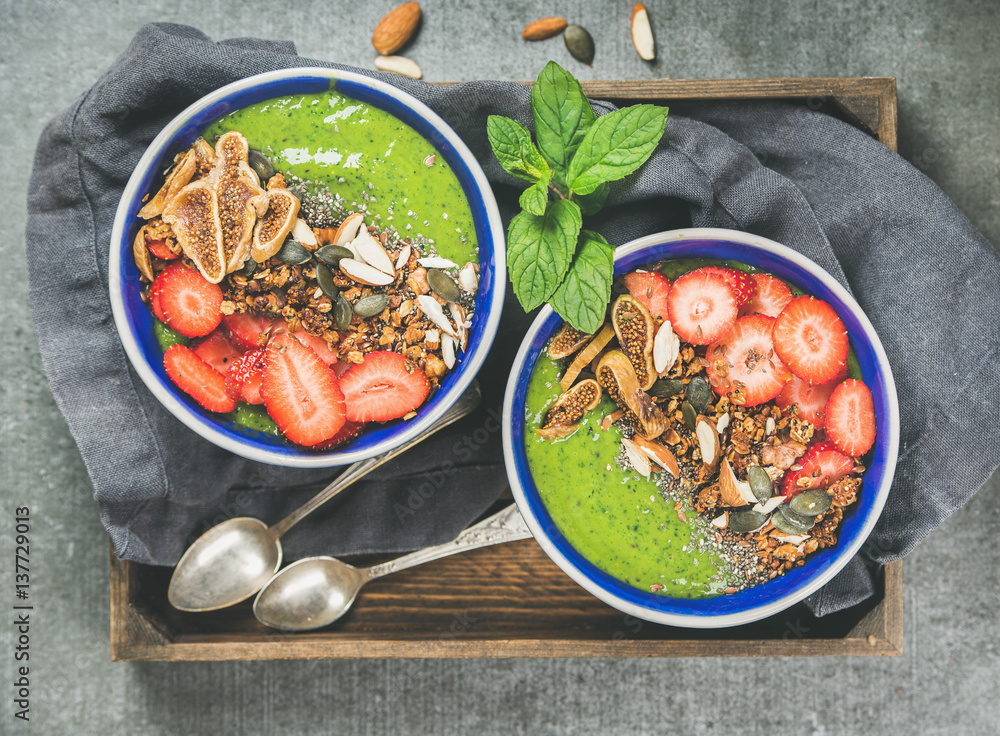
[
  {"x1": 521, "y1": 16, "x2": 568, "y2": 41},
  {"x1": 372, "y1": 1, "x2": 421, "y2": 55}
]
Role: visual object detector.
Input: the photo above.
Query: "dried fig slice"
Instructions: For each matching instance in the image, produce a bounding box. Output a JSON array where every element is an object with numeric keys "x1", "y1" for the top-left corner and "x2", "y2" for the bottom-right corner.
[
  {"x1": 560, "y1": 322, "x2": 615, "y2": 392},
  {"x1": 611, "y1": 294, "x2": 656, "y2": 390},
  {"x1": 548, "y1": 323, "x2": 592, "y2": 360},
  {"x1": 537, "y1": 379, "x2": 602, "y2": 440},
  {"x1": 595, "y1": 350, "x2": 668, "y2": 440},
  {"x1": 132, "y1": 224, "x2": 154, "y2": 282},
  {"x1": 250, "y1": 188, "x2": 300, "y2": 263},
  {"x1": 162, "y1": 180, "x2": 225, "y2": 283}
]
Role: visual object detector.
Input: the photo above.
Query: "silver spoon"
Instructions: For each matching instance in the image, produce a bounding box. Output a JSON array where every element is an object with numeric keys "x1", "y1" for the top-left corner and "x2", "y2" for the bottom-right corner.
[
  {"x1": 167, "y1": 382, "x2": 482, "y2": 612},
  {"x1": 252, "y1": 504, "x2": 530, "y2": 631}
]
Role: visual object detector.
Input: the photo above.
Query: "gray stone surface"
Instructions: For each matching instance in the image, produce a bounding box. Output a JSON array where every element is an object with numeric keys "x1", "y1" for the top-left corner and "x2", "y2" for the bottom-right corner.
[{"x1": 1, "y1": 1, "x2": 997, "y2": 734}]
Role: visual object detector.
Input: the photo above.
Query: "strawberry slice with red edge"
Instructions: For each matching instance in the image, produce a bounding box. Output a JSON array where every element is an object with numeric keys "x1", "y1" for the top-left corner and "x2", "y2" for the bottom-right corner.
[
  {"x1": 772, "y1": 296, "x2": 849, "y2": 384},
  {"x1": 622, "y1": 271, "x2": 671, "y2": 322},
  {"x1": 824, "y1": 378, "x2": 877, "y2": 457},
  {"x1": 261, "y1": 334, "x2": 346, "y2": 446},
  {"x1": 307, "y1": 420, "x2": 367, "y2": 451},
  {"x1": 150, "y1": 263, "x2": 223, "y2": 338},
  {"x1": 338, "y1": 351, "x2": 430, "y2": 423},
  {"x1": 699, "y1": 266, "x2": 757, "y2": 309},
  {"x1": 742, "y1": 273, "x2": 793, "y2": 318},
  {"x1": 191, "y1": 331, "x2": 242, "y2": 376},
  {"x1": 291, "y1": 329, "x2": 340, "y2": 368},
  {"x1": 163, "y1": 344, "x2": 237, "y2": 413},
  {"x1": 225, "y1": 347, "x2": 267, "y2": 405},
  {"x1": 147, "y1": 239, "x2": 179, "y2": 261},
  {"x1": 222, "y1": 313, "x2": 276, "y2": 350},
  {"x1": 783, "y1": 441, "x2": 855, "y2": 498},
  {"x1": 666, "y1": 267, "x2": 740, "y2": 345},
  {"x1": 705, "y1": 314, "x2": 792, "y2": 406},
  {"x1": 774, "y1": 363, "x2": 849, "y2": 427}
]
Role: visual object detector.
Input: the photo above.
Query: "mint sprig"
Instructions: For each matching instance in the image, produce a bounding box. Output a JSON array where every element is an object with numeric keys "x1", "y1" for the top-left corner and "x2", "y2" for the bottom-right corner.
[{"x1": 487, "y1": 61, "x2": 668, "y2": 332}]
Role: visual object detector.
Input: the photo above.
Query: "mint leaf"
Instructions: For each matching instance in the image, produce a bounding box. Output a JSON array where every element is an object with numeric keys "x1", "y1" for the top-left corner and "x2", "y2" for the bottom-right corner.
[
  {"x1": 486, "y1": 115, "x2": 550, "y2": 184},
  {"x1": 550, "y1": 230, "x2": 615, "y2": 333},
  {"x1": 566, "y1": 105, "x2": 668, "y2": 195},
  {"x1": 531, "y1": 61, "x2": 596, "y2": 179},
  {"x1": 507, "y1": 199, "x2": 583, "y2": 311},
  {"x1": 573, "y1": 181, "x2": 609, "y2": 216},
  {"x1": 519, "y1": 179, "x2": 550, "y2": 216}
]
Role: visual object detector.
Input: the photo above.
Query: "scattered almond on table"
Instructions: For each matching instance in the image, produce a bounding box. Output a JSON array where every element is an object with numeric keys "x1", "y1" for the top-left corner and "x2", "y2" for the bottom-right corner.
[
  {"x1": 631, "y1": 2, "x2": 655, "y2": 60},
  {"x1": 521, "y1": 17, "x2": 568, "y2": 41},
  {"x1": 372, "y1": 1, "x2": 422, "y2": 54},
  {"x1": 374, "y1": 55, "x2": 423, "y2": 79}
]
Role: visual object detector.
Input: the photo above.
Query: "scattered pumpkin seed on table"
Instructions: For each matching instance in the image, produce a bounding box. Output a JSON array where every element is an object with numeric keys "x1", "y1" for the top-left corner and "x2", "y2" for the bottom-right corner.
[{"x1": 563, "y1": 24, "x2": 595, "y2": 65}]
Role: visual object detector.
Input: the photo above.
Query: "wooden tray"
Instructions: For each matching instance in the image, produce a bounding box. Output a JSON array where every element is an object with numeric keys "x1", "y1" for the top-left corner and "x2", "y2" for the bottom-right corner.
[{"x1": 110, "y1": 77, "x2": 903, "y2": 661}]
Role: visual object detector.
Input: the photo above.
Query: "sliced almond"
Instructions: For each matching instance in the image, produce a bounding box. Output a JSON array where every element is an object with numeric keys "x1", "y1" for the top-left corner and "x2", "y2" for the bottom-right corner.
[
  {"x1": 395, "y1": 243, "x2": 411, "y2": 271},
  {"x1": 352, "y1": 228, "x2": 395, "y2": 275},
  {"x1": 333, "y1": 213, "x2": 365, "y2": 246},
  {"x1": 132, "y1": 225, "x2": 154, "y2": 282},
  {"x1": 339, "y1": 258, "x2": 394, "y2": 286},
  {"x1": 459, "y1": 262, "x2": 479, "y2": 293},
  {"x1": 695, "y1": 415, "x2": 720, "y2": 467},
  {"x1": 652, "y1": 320, "x2": 674, "y2": 374},
  {"x1": 374, "y1": 55, "x2": 423, "y2": 79},
  {"x1": 449, "y1": 302, "x2": 469, "y2": 351},
  {"x1": 621, "y1": 438, "x2": 651, "y2": 477},
  {"x1": 752, "y1": 496, "x2": 785, "y2": 515},
  {"x1": 720, "y1": 458, "x2": 758, "y2": 507},
  {"x1": 631, "y1": 435, "x2": 679, "y2": 477},
  {"x1": 291, "y1": 218, "x2": 317, "y2": 247},
  {"x1": 716, "y1": 412, "x2": 730, "y2": 434},
  {"x1": 765, "y1": 416, "x2": 776, "y2": 436},
  {"x1": 630, "y1": 2, "x2": 656, "y2": 61},
  {"x1": 773, "y1": 533, "x2": 810, "y2": 545},
  {"x1": 416, "y1": 294, "x2": 458, "y2": 337},
  {"x1": 442, "y1": 333, "x2": 457, "y2": 369},
  {"x1": 418, "y1": 256, "x2": 458, "y2": 269},
  {"x1": 710, "y1": 511, "x2": 729, "y2": 529}
]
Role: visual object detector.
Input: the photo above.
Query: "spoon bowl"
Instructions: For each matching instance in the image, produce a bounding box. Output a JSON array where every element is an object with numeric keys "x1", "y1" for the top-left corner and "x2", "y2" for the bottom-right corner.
[
  {"x1": 253, "y1": 557, "x2": 364, "y2": 631},
  {"x1": 168, "y1": 518, "x2": 281, "y2": 612}
]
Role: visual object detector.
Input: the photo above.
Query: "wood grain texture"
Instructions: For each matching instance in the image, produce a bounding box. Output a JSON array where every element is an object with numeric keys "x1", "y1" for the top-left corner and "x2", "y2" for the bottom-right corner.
[{"x1": 110, "y1": 76, "x2": 903, "y2": 662}]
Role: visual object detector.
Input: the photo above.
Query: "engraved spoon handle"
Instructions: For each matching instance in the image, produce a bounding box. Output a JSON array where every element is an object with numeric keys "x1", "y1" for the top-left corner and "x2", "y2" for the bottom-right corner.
[
  {"x1": 268, "y1": 382, "x2": 482, "y2": 539},
  {"x1": 365, "y1": 504, "x2": 531, "y2": 580}
]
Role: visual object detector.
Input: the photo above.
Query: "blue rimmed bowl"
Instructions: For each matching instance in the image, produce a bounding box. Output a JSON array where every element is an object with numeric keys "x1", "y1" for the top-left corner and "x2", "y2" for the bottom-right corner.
[
  {"x1": 503, "y1": 228, "x2": 899, "y2": 628},
  {"x1": 109, "y1": 68, "x2": 505, "y2": 467}
]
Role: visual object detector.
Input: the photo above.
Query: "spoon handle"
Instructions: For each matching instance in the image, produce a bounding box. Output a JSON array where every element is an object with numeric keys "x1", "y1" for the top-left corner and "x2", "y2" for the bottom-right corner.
[
  {"x1": 268, "y1": 381, "x2": 482, "y2": 539},
  {"x1": 366, "y1": 504, "x2": 531, "y2": 580}
]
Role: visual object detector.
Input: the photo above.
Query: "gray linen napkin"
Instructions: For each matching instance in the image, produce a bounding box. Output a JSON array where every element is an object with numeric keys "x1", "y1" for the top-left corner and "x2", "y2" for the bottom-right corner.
[{"x1": 26, "y1": 23, "x2": 1000, "y2": 617}]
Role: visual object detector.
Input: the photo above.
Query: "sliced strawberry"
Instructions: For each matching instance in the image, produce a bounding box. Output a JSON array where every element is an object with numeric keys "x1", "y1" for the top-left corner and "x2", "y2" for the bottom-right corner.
[
  {"x1": 742, "y1": 273, "x2": 793, "y2": 318},
  {"x1": 824, "y1": 378, "x2": 877, "y2": 457},
  {"x1": 191, "y1": 331, "x2": 242, "y2": 376},
  {"x1": 261, "y1": 334, "x2": 346, "y2": 446},
  {"x1": 775, "y1": 363, "x2": 849, "y2": 427},
  {"x1": 222, "y1": 313, "x2": 276, "y2": 350},
  {"x1": 307, "y1": 420, "x2": 367, "y2": 451},
  {"x1": 163, "y1": 344, "x2": 237, "y2": 413},
  {"x1": 225, "y1": 347, "x2": 267, "y2": 404},
  {"x1": 147, "y1": 239, "x2": 179, "y2": 260},
  {"x1": 705, "y1": 315, "x2": 792, "y2": 407},
  {"x1": 622, "y1": 271, "x2": 672, "y2": 322},
  {"x1": 772, "y1": 296, "x2": 849, "y2": 384},
  {"x1": 149, "y1": 285, "x2": 167, "y2": 323},
  {"x1": 150, "y1": 263, "x2": 223, "y2": 338},
  {"x1": 700, "y1": 266, "x2": 757, "y2": 309},
  {"x1": 666, "y1": 267, "x2": 739, "y2": 345},
  {"x1": 783, "y1": 441, "x2": 855, "y2": 497},
  {"x1": 291, "y1": 329, "x2": 340, "y2": 367},
  {"x1": 338, "y1": 351, "x2": 430, "y2": 423}
]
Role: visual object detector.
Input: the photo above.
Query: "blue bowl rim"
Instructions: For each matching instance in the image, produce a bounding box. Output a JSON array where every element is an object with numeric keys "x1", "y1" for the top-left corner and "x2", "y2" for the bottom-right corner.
[
  {"x1": 502, "y1": 227, "x2": 900, "y2": 628},
  {"x1": 108, "y1": 67, "x2": 506, "y2": 468}
]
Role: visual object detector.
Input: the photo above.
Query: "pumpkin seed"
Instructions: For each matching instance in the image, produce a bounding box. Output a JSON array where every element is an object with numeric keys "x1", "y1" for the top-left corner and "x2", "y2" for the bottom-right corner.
[
  {"x1": 275, "y1": 239, "x2": 312, "y2": 265},
  {"x1": 747, "y1": 465, "x2": 773, "y2": 503},
  {"x1": 241, "y1": 258, "x2": 258, "y2": 277},
  {"x1": 728, "y1": 509, "x2": 768, "y2": 533},
  {"x1": 650, "y1": 378, "x2": 685, "y2": 398},
  {"x1": 686, "y1": 376, "x2": 712, "y2": 412},
  {"x1": 563, "y1": 24, "x2": 595, "y2": 65},
  {"x1": 316, "y1": 264, "x2": 339, "y2": 299},
  {"x1": 789, "y1": 489, "x2": 832, "y2": 517},
  {"x1": 334, "y1": 294, "x2": 353, "y2": 330},
  {"x1": 427, "y1": 268, "x2": 461, "y2": 303},
  {"x1": 771, "y1": 508, "x2": 812, "y2": 536},
  {"x1": 681, "y1": 401, "x2": 697, "y2": 430},
  {"x1": 353, "y1": 294, "x2": 390, "y2": 318},
  {"x1": 316, "y1": 244, "x2": 354, "y2": 267},
  {"x1": 286, "y1": 184, "x2": 306, "y2": 201},
  {"x1": 248, "y1": 148, "x2": 275, "y2": 184},
  {"x1": 777, "y1": 504, "x2": 815, "y2": 532}
]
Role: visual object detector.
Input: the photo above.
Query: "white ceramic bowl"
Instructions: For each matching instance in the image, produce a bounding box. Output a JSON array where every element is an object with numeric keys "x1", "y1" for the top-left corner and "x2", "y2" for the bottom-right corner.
[
  {"x1": 109, "y1": 68, "x2": 505, "y2": 467},
  {"x1": 503, "y1": 228, "x2": 898, "y2": 628}
]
